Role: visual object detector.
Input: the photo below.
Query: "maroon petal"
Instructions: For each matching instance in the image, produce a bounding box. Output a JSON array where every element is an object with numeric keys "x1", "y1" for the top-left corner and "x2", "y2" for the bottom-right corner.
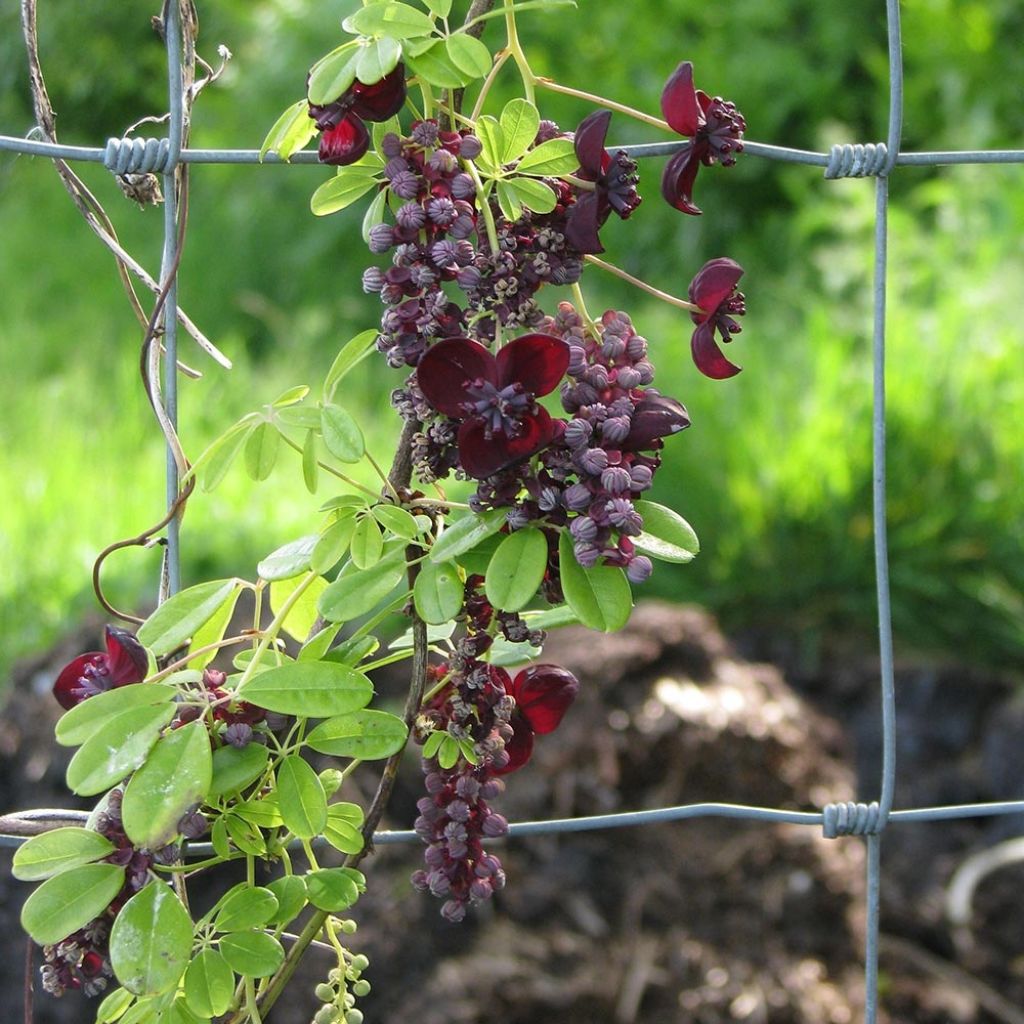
[
  {"x1": 622, "y1": 394, "x2": 691, "y2": 450},
  {"x1": 661, "y1": 61, "x2": 701, "y2": 136},
  {"x1": 53, "y1": 653, "x2": 104, "y2": 710},
  {"x1": 416, "y1": 337, "x2": 497, "y2": 418},
  {"x1": 456, "y1": 409, "x2": 556, "y2": 479},
  {"x1": 495, "y1": 333, "x2": 570, "y2": 397},
  {"x1": 688, "y1": 257, "x2": 744, "y2": 315},
  {"x1": 573, "y1": 109, "x2": 612, "y2": 178},
  {"x1": 350, "y1": 65, "x2": 407, "y2": 122},
  {"x1": 564, "y1": 190, "x2": 607, "y2": 254},
  {"x1": 509, "y1": 664, "x2": 579, "y2": 735},
  {"x1": 104, "y1": 626, "x2": 149, "y2": 686},
  {"x1": 318, "y1": 114, "x2": 370, "y2": 165},
  {"x1": 496, "y1": 714, "x2": 535, "y2": 774},
  {"x1": 661, "y1": 145, "x2": 703, "y2": 215},
  {"x1": 691, "y1": 321, "x2": 742, "y2": 379}
]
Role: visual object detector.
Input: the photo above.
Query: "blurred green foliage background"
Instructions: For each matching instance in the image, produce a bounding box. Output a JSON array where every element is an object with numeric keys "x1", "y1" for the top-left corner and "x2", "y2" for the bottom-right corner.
[{"x1": 1, "y1": 0, "x2": 1022, "y2": 682}]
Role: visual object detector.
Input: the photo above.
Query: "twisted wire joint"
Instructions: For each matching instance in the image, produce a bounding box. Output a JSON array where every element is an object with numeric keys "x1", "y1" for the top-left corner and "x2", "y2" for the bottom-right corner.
[
  {"x1": 103, "y1": 136, "x2": 173, "y2": 175},
  {"x1": 823, "y1": 800, "x2": 884, "y2": 838},
  {"x1": 824, "y1": 142, "x2": 890, "y2": 179}
]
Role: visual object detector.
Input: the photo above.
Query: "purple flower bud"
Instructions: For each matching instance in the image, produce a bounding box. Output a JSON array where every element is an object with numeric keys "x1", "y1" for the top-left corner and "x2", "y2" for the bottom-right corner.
[
  {"x1": 424, "y1": 844, "x2": 446, "y2": 868},
  {"x1": 455, "y1": 774, "x2": 481, "y2": 800},
  {"x1": 456, "y1": 266, "x2": 482, "y2": 290},
  {"x1": 606, "y1": 498, "x2": 643, "y2": 534},
  {"x1": 635, "y1": 360, "x2": 655, "y2": 385},
  {"x1": 178, "y1": 810, "x2": 208, "y2": 839},
  {"x1": 601, "y1": 466, "x2": 633, "y2": 494},
  {"x1": 417, "y1": 796, "x2": 438, "y2": 816},
  {"x1": 412, "y1": 121, "x2": 440, "y2": 147},
  {"x1": 626, "y1": 555, "x2": 654, "y2": 584},
  {"x1": 424, "y1": 771, "x2": 445, "y2": 795},
  {"x1": 630, "y1": 464, "x2": 653, "y2": 490},
  {"x1": 224, "y1": 723, "x2": 253, "y2": 748},
  {"x1": 481, "y1": 812, "x2": 509, "y2": 838},
  {"x1": 380, "y1": 133, "x2": 403, "y2": 158},
  {"x1": 563, "y1": 482, "x2": 592, "y2": 511},
  {"x1": 362, "y1": 267, "x2": 385, "y2": 293},
  {"x1": 441, "y1": 899, "x2": 467, "y2": 923},
  {"x1": 601, "y1": 415, "x2": 632, "y2": 443},
  {"x1": 390, "y1": 169, "x2": 421, "y2": 199},
  {"x1": 469, "y1": 878, "x2": 493, "y2": 901},
  {"x1": 566, "y1": 344, "x2": 588, "y2": 376},
  {"x1": 617, "y1": 366, "x2": 642, "y2": 389},
  {"x1": 538, "y1": 486, "x2": 562, "y2": 511},
  {"x1": 458, "y1": 134, "x2": 483, "y2": 159},
  {"x1": 574, "y1": 541, "x2": 600, "y2": 568},
  {"x1": 583, "y1": 365, "x2": 610, "y2": 390},
  {"x1": 451, "y1": 173, "x2": 476, "y2": 199},
  {"x1": 426, "y1": 197, "x2": 457, "y2": 227},
  {"x1": 476, "y1": 853, "x2": 502, "y2": 877},
  {"x1": 368, "y1": 223, "x2": 396, "y2": 254},
  {"x1": 479, "y1": 778, "x2": 505, "y2": 799},
  {"x1": 396, "y1": 201, "x2": 427, "y2": 231},
  {"x1": 453, "y1": 240, "x2": 475, "y2": 266},
  {"x1": 602, "y1": 335, "x2": 626, "y2": 360},
  {"x1": 410, "y1": 869, "x2": 430, "y2": 891},
  {"x1": 626, "y1": 333, "x2": 648, "y2": 361},
  {"x1": 429, "y1": 148, "x2": 458, "y2": 174},
  {"x1": 505, "y1": 506, "x2": 531, "y2": 531},
  {"x1": 570, "y1": 515, "x2": 598, "y2": 542},
  {"x1": 449, "y1": 213, "x2": 476, "y2": 240},
  {"x1": 446, "y1": 799, "x2": 471, "y2": 823},
  {"x1": 430, "y1": 240, "x2": 459, "y2": 267},
  {"x1": 577, "y1": 447, "x2": 610, "y2": 475},
  {"x1": 428, "y1": 870, "x2": 452, "y2": 896}
]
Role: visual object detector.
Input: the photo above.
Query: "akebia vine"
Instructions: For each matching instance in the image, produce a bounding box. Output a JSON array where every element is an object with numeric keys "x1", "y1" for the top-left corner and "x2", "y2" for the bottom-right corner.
[{"x1": 14, "y1": 2, "x2": 749, "y2": 1021}]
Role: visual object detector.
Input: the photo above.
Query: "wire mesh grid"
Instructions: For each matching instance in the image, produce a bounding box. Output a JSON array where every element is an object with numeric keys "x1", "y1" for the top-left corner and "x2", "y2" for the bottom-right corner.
[{"x1": 2, "y1": 1, "x2": 1024, "y2": 1020}]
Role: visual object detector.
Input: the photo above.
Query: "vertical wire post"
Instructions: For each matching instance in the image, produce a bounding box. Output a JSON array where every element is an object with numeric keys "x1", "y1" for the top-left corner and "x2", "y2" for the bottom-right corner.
[{"x1": 160, "y1": 0, "x2": 184, "y2": 598}]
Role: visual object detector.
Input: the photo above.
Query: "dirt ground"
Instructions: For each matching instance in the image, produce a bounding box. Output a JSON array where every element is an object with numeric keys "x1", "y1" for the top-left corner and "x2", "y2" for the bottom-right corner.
[{"x1": 2, "y1": 601, "x2": 1023, "y2": 1023}]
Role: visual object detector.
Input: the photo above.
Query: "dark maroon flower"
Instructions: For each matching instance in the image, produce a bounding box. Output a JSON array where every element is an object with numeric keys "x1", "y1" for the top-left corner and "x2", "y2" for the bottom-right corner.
[
  {"x1": 688, "y1": 257, "x2": 746, "y2": 379},
  {"x1": 415, "y1": 334, "x2": 570, "y2": 479},
  {"x1": 53, "y1": 626, "x2": 148, "y2": 711},
  {"x1": 499, "y1": 664, "x2": 579, "y2": 774},
  {"x1": 622, "y1": 394, "x2": 691, "y2": 450},
  {"x1": 565, "y1": 110, "x2": 642, "y2": 254},
  {"x1": 309, "y1": 65, "x2": 406, "y2": 166},
  {"x1": 660, "y1": 61, "x2": 746, "y2": 216}
]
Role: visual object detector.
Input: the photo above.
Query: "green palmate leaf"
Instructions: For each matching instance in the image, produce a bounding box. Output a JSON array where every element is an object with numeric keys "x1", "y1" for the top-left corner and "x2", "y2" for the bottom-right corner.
[
  {"x1": 184, "y1": 949, "x2": 235, "y2": 1019},
  {"x1": 557, "y1": 530, "x2": 633, "y2": 632},
  {"x1": 302, "y1": 429, "x2": 319, "y2": 493},
  {"x1": 500, "y1": 97, "x2": 541, "y2": 163},
  {"x1": 356, "y1": 35, "x2": 402, "y2": 84},
  {"x1": 122, "y1": 721, "x2": 213, "y2": 848},
  {"x1": 445, "y1": 33, "x2": 492, "y2": 79},
  {"x1": 13, "y1": 827, "x2": 115, "y2": 881},
  {"x1": 187, "y1": 583, "x2": 242, "y2": 669},
  {"x1": 632, "y1": 499, "x2": 700, "y2": 563},
  {"x1": 318, "y1": 548, "x2": 408, "y2": 622},
  {"x1": 413, "y1": 559, "x2": 463, "y2": 624},
  {"x1": 508, "y1": 175, "x2": 558, "y2": 213},
  {"x1": 214, "y1": 884, "x2": 280, "y2": 933},
  {"x1": 322, "y1": 813, "x2": 364, "y2": 856},
  {"x1": 96, "y1": 987, "x2": 135, "y2": 1023},
  {"x1": 422, "y1": 730, "x2": 445, "y2": 759},
  {"x1": 423, "y1": 0, "x2": 452, "y2": 16},
  {"x1": 407, "y1": 40, "x2": 470, "y2": 88},
  {"x1": 277, "y1": 755, "x2": 328, "y2": 839},
  {"x1": 271, "y1": 574, "x2": 329, "y2": 642},
  {"x1": 345, "y1": 1, "x2": 435, "y2": 38},
  {"x1": 258, "y1": 535, "x2": 318, "y2": 581},
  {"x1": 484, "y1": 526, "x2": 548, "y2": 611},
  {"x1": 515, "y1": 136, "x2": 578, "y2": 175},
  {"x1": 371, "y1": 503, "x2": 420, "y2": 539},
  {"x1": 209, "y1": 743, "x2": 270, "y2": 799},
  {"x1": 306, "y1": 708, "x2": 409, "y2": 759},
  {"x1": 56, "y1": 683, "x2": 175, "y2": 747},
  {"x1": 362, "y1": 187, "x2": 388, "y2": 243},
  {"x1": 311, "y1": 173, "x2": 380, "y2": 217},
  {"x1": 260, "y1": 99, "x2": 317, "y2": 161},
  {"x1": 244, "y1": 421, "x2": 279, "y2": 481},
  {"x1": 239, "y1": 660, "x2": 373, "y2": 717},
  {"x1": 320, "y1": 404, "x2": 365, "y2": 462},
  {"x1": 21, "y1": 863, "x2": 125, "y2": 946},
  {"x1": 66, "y1": 703, "x2": 176, "y2": 796},
  {"x1": 306, "y1": 868, "x2": 362, "y2": 912},
  {"x1": 311, "y1": 515, "x2": 357, "y2": 575},
  {"x1": 298, "y1": 622, "x2": 343, "y2": 662},
  {"x1": 138, "y1": 579, "x2": 238, "y2": 657},
  {"x1": 224, "y1": 814, "x2": 266, "y2": 856},
  {"x1": 430, "y1": 507, "x2": 507, "y2": 562},
  {"x1": 218, "y1": 931, "x2": 284, "y2": 979},
  {"x1": 266, "y1": 875, "x2": 307, "y2": 926},
  {"x1": 475, "y1": 114, "x2": 504, "y2": 171},
  {"x1": 197, "y1": 420, "x2": 257, "y2": 493},
  {"x1": 307, "y1": 42, "x2": 360, "y2": 106},
  {"x1": 350, "y1": 514, "x2": 384, "y2": 569},
  {"x1": 495, "y1": 180, "x2": 523, "y2": 222},
  {"x1": 459, "y1": 738, "x2": 479, "y2": 764},
  {"x1": 437, "y1": 734, "x2": 461, "y2": 769},
  {"x1": 110, "y1": 881, "x2": 193, "y2": 997},
  {"x1": 324, "y1": 329, "x2": 380, "y2": 401}
]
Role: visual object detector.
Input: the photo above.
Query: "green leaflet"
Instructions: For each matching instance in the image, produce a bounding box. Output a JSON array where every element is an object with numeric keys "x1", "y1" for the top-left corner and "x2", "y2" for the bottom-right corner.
[
  {"x1": 238, "y1": 660, "x2": 373, "y2": 717},
  {"x1": 276, "y1": 755, "x2": 328, "y2": 839},
  {"x1": 484, "y1": 527, "x2": 547, "y2": 612},
  {"x1": 20, "y1": 863, "x2": 125, "y2": 946},
  {"x1": 305, "y1": 709, "x2": 409, "y2": 760},
  {"x1": 557, "y1": 529, "x2": 633, "y2": 632},
  {"x1": 12, "y1": 827, "x2": 115, "y2": 881}
]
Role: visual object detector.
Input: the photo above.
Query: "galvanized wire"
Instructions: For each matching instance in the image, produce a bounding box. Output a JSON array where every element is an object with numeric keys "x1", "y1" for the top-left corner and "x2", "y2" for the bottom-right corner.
[{"x1": 2, "y1": 1, "x2": 1024, "y2": 1019}]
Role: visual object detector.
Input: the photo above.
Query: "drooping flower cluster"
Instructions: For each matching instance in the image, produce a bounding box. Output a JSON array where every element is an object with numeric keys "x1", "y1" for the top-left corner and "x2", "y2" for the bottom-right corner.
[{"x1": 412, "y1": 578, "x2": 578, "y2": 920}]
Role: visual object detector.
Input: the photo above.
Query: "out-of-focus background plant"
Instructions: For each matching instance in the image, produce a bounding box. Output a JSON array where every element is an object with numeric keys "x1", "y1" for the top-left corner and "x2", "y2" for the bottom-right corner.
[{"x1": 1, "y1": 0, "x2": 1021, "y2": 683}]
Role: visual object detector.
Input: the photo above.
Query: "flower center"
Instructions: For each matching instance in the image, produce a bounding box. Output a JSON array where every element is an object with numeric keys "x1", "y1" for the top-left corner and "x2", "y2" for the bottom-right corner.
[
  {"x1": 462, "y1": 378, "x2": 535, "y2": 438},
  {"x1": 73, "y1": 656, "x2": 114, "y2": 702},
  {"x1": 699, "y1": 98, "x2": 746, "y2": 165}
]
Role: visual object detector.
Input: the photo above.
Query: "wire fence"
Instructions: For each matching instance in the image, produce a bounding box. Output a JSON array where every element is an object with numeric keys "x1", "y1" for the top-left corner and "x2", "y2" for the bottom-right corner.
[{"x1": 2, "y1": 1, "x2": 1024, "y2": 1021}]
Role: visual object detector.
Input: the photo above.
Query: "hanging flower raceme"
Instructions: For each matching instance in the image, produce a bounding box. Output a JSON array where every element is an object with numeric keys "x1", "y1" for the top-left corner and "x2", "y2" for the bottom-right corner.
[
  {"x1": 565, "y1": 109, "x2": 642, "y2": 255},
  {"x1": 308, "y1": 65, "x2": 407, "y2": 166},
  {"x1": 498, "y1": 664, "x2": 580, "y2": 774},
  {"x1": 415, "y1": 333, "x2": 570, "y2": 478},
  {"x1": 688, "y1": 257, "x2": 747, "y2": 379},
  {"x1": 660, "y1": 61, "x2": 746, "y2": 215},
  {"x1": 53, "y1": 626, "x2": 148, "y2": 710}
]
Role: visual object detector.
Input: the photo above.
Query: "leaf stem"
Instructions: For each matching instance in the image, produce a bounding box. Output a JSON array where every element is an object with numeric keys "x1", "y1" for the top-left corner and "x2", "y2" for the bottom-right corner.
[
  {"x1": 278, "y1": 432, "x2": 379, "y2": 498},
  {"x1": 584, "y1": 254, "x2": 701, "y2": 313},
  {"x1": 503, "y1": 0, "x2": 535, "y2": 105},
  {"x1": 470, "y1": 47, "x2": 512, "y2": 122},
  {"x1": 534, "y1": 77, "x2": 672, "y2": 132}
]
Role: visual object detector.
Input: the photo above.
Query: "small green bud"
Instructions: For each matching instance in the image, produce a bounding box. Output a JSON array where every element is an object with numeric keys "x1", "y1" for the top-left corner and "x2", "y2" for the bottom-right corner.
[
  {"x1": 329, "y1": 968, "x2": 343, "y2": 983},
  {"x1": 349, "y1": 954, "x2": 370, "y2": 974},
  {"x1": 319, "y1": 768, "x2": 344, "y2": 797},
  {"x1": 346, "y1": 1010, "x2": 364, "y2": 1024},
  {"x1": 314, "y1": 1007, "x2": 337, "y2": 1024},
  {"x1": 340, "y1": 919, "x2": 358, "y2": 935},
  {"x1": 315, "y1": 983, "x2": 336, "y2": 1003},
  {"x1": 353, "y1": 979, "x2": 371, "y2": 997}
]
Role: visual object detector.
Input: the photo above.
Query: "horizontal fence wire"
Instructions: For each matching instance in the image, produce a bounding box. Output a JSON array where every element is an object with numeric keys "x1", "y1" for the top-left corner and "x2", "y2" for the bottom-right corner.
[{"x1": 2, "y1": 1, "x2": 1023, "y2": 1020}]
